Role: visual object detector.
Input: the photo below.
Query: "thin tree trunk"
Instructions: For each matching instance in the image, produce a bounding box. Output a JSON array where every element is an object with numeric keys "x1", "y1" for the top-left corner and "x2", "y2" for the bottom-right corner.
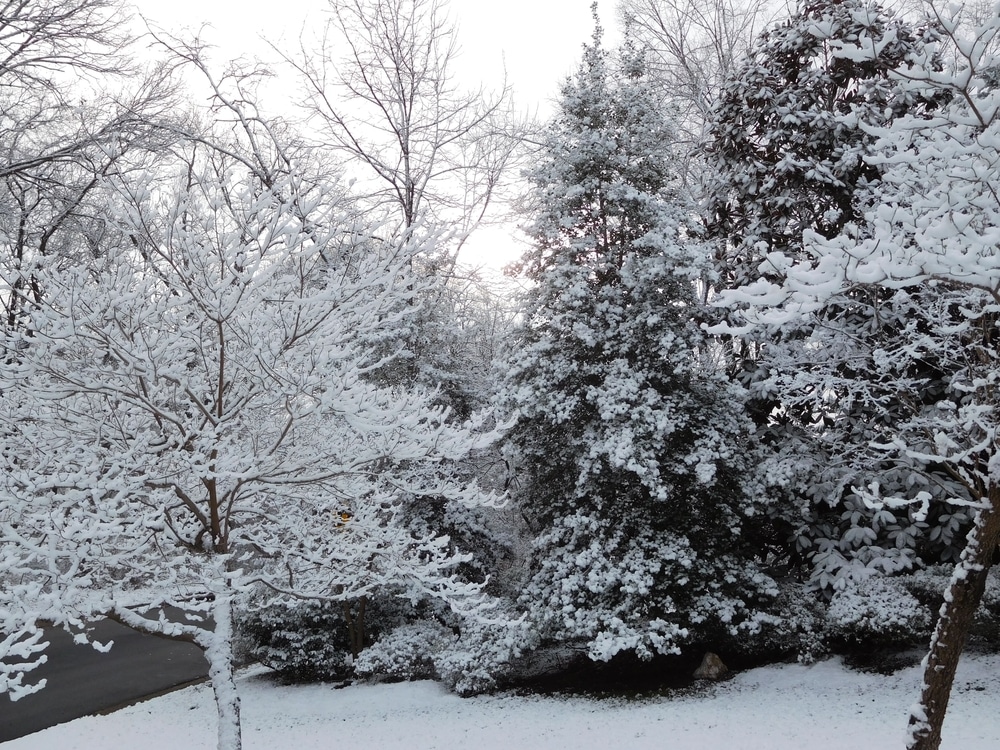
[
  {"x1": 344, "y1": 596, "x2": 368, "y2": 659},
  {"x1": 356, "y1": 596, "x2": 367, "y2": 657},
  {"x1": 907, "y1": 486, "x2": 1000, "y2": 750},
  {"x1": 201, "y1": 595, "x2": 242, "y2": 750}
]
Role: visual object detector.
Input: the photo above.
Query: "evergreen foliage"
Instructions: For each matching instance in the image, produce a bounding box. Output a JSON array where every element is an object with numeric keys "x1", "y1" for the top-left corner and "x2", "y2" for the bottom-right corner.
[
  {"x1": 706, "y1": 0, "x2": 967, "y2": 591},
  {"x1": 239, "y1": 602, "x2": 356, "y2": 682},
  {"x1": 714, "y1": 5, "x2": 1000, "y2": 743},
  {"x1": 709, "y1": 0, "x2": 938, "y2": 288},
  {"x1": 502, "y1": 13, "x2": 775, "y2": 662}
]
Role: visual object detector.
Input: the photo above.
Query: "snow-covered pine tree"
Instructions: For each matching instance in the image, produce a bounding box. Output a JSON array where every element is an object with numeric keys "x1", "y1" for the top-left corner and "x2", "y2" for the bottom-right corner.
[
  {"x1": 706, "y1": 0, "x2": 963, "y2": 591},
  {"x1": 501, "y1": 11, "x2": 776, "y2": 662}
]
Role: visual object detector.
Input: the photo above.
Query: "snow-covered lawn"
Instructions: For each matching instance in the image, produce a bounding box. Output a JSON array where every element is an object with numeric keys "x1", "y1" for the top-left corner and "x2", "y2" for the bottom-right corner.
[{"x1": 10, "y1": 653, "x2": 1000, "y2": 749}]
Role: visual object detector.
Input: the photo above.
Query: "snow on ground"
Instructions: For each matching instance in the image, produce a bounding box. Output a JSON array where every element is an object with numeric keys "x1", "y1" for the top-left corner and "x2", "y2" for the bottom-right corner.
[{"x1": 9, "y1": 653, "x2": 1000, "y2": 749}]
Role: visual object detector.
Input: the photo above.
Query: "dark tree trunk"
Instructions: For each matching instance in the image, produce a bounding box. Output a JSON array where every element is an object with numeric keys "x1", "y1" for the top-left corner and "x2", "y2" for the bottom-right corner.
[
  {"x1": 907, "y1": 486, "x2": 1000, "y2": 750},
  {"x1": 343, "y1": 596, "x2": 368, "y2": 660}
]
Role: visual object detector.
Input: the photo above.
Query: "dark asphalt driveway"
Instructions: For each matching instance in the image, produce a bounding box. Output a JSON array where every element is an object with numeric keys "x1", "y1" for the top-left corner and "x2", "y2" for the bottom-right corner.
[{"x1": 0, "y1": 618, "x2": 208, "y2": 742}]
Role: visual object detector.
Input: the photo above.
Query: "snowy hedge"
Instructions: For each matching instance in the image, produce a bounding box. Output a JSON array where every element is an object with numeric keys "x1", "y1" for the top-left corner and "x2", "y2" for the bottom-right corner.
[
  {"x1": 355, "y1": 610, "x2": 537, "y2": 696},
  {"x1": 239, "y1": 603, "x2": 355, "y2": 682},
  {"x1": 826, "y1": 577, "x2": 932, "y2": 648}
]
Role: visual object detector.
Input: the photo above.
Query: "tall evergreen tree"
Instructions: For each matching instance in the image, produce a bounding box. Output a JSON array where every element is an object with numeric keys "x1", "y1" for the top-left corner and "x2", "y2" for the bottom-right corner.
[
  {"x1": 501, "y1": 12, "x2": 775, "y2": 662},
  {"x1": 706, "y1": 0, "x2": 963, "y2": 590}
]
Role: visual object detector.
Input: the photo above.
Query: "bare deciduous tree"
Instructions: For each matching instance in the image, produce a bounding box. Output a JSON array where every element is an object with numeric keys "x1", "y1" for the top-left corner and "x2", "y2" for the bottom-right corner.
[
  {"x1": 282, "y1": 0, "x2": 525, "y2": 256},
  {"x1": 0, "y1": 0, "x2": 181, "y2": 333},
  {"x1": 617, "y1": 0, "x2": 776, "y2": 182}
]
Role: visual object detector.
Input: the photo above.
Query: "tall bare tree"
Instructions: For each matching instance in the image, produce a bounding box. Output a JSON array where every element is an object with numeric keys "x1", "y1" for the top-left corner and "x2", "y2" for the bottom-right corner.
[
  {"x1": 617, "y1": 0, "x2": 776, "y2": 182},
  {"x1": 283, "y1": 0, "x2": 524, "y2": 254},
  {"x1": 0, "y1": 0, "x2": 180, "y2": 333}
]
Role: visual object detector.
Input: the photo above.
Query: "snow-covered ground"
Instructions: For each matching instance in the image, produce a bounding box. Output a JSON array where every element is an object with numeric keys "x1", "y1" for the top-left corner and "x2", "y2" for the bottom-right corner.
[{"x1": 9, "y1": 653, "x2": 1000, "y2": 749}]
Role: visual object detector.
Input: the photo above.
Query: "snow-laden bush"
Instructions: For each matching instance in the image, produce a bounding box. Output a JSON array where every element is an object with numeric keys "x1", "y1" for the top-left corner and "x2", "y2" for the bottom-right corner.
[
  {"x1": 826, "y1": 577, "x2": 932, "y2": 647},
  {"x1": 899, "y1": 566, "x2": 953, "y2": 609},
  {"x1": 901, "y1": 566, "x2": 1000, "y2": 648},
  {"x1": 973, "y1": 571, "x2": 1000, "y2": 646},
  {"x1": 239, "y1": 602, "x2": 353, "y2": 682},
  {"x1": 433, "y1": 616, "x2": 537, "y2": 696},
  {"x1": 706, "y1": 580, "x2": 828, "y2": 664},
  {"x1": 353, "y1": 621, "x2": 454, "y2": 682},
  {"x1": 355, "y1": 607, "x2": 537, "y2": 696}
]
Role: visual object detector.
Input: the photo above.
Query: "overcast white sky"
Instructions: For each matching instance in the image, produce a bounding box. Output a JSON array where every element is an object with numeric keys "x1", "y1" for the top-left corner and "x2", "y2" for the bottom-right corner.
[
  {"x1": 130, "y1": 0, "x2": 622, "y2": 271},
  {"x1": 134, "y1": 0, "x2": 619, "y2": 116}
]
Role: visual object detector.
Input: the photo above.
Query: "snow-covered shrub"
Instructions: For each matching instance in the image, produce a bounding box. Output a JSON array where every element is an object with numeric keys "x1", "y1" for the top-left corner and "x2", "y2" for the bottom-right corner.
[
  {"x1": 239, "y1": 602, "x2": 353, "y2": 682},
  {"x1": 717, "y1": 581, "x2": 829, "y2": 664},
  {"x1": 898, "y1": 566, "x2": 953, "y2": 609},
  {"x1": 353, "y1": 621, "x2": 454, "y2": 682},
  {"x1": 355, "y1": 606, "x2": 537, "y2": 696},
  {"x1": 901, "y1": 566, "x2": 1000, "y2": 648},
  {"x1": 972, "y1": 571, "x2": 1000, "y2": 646},
  {"x1": 433, "y1": 615, "x2": 537, "y2": 696},
  {"x1": 826, "y1": 577, "x2": 932, "y2": 648}
]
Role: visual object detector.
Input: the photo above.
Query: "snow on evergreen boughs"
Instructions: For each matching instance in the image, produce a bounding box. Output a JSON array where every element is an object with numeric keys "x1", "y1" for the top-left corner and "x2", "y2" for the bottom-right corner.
[
  {"x1": 354, "y1": 608, "x2": 536, "y2": 695},
  {"x1": 239, "y1": 602, "x2": 355, "y2": 682},
  {"x1": 354, "y1": 621, "x2": 453, "y2": 682},
  {"x1": 826, "y1": 576, "x2": 932, "y2": 646},
  {"x1": 432, "y1": 614, "x2": 537, "y2": 696},
  {"x1": 712, "y1": 6, "x2": 1000, "y2": 746},
  {"x1": 709, "y1": 0, "x2": 938, "y2": 285},
  {"x1": 707, "y1": 0, "x2": 965, "y2": 592},
  {"x1": 501, "y1": 13, "x2": 775, "y2": 662}
]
